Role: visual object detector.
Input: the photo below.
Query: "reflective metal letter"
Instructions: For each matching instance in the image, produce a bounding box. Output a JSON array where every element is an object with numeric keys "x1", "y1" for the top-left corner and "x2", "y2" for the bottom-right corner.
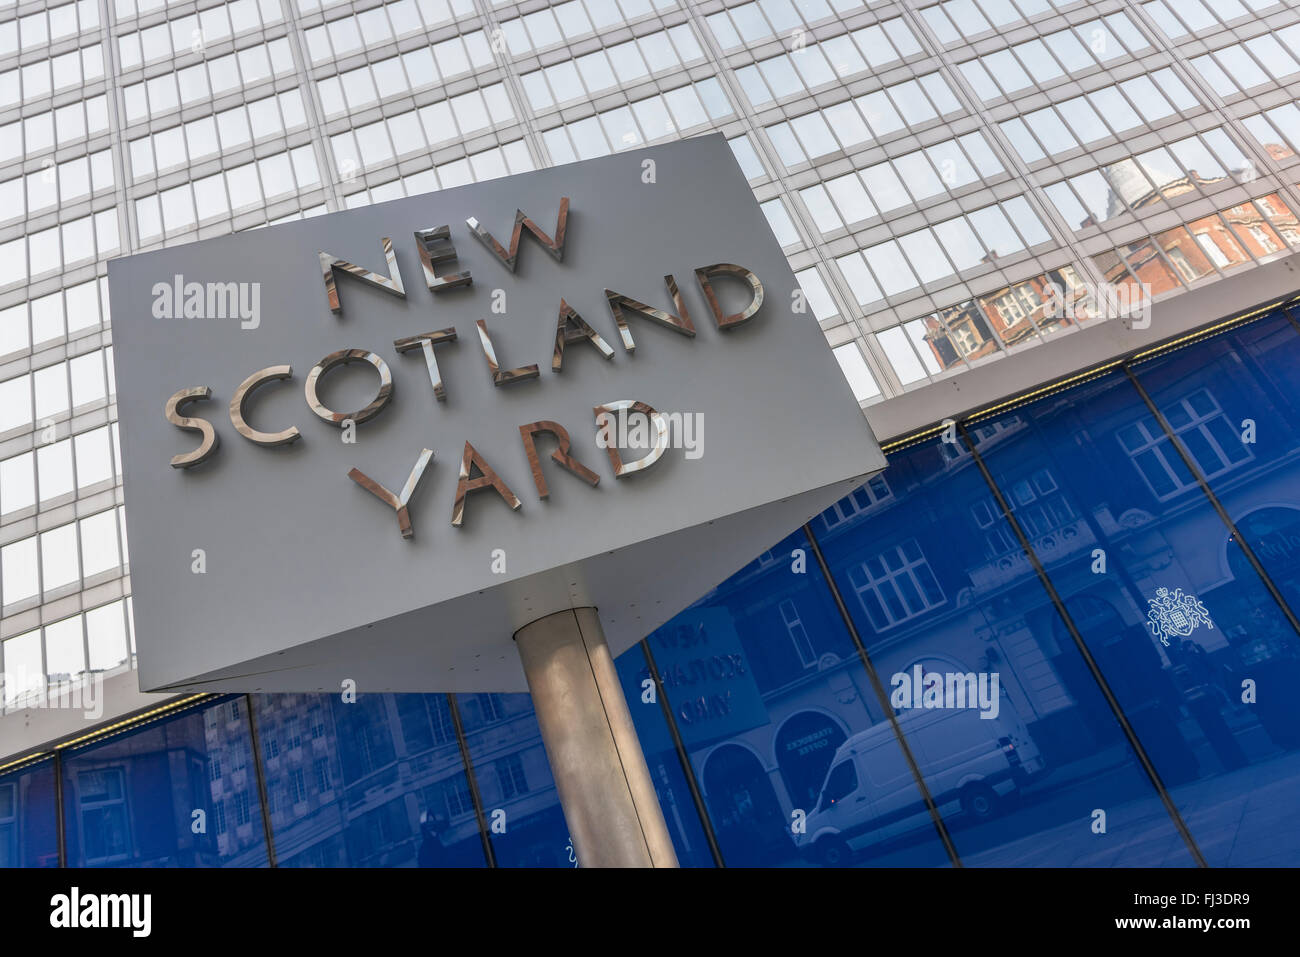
[
  {"x1": 305, "y1": 349, "x2": 394, "y2": 425},
  {"x1": 519, "y1": 420, "x2": 600, "y2": 499},
  {"x1": 394, "y1": 328, "x2": 457, "y2": 402},
  {"x1": 348, "y1": 448, "x2": 434, "y2": 540},
  {"x1": 413, "y1": 226, "x2": 471, "y2": 291},
  {"x1": 604, "y1": 276, "x2": 695, "y2": 352},
  {"x1": 476, "y1": 320, "x2": 539, "y2": 387},
  {"x1": 165, "y1": 386, "x2": 219, "y2": 469},
  {"x1": 466, "y1": 198, "x2": 568, "y2": 272},
  {"x1": 694, "y1": 263, "x2": 764, "y2": 331},
  {"x1": 592, "y1": 400, "x2": 669, "y2": 478},
  {"x1": 319, "y1": 238, "x2": 406, "y2": 314},
  {"x1": 552, "y1": 299, "x2": 614, "y2": 372},
  {"x1": 452, "y1": 442, "x2": 522, "y2": 527},
  {"x1": 229, "y1": 365, "x2": 301, "y2": 446}
]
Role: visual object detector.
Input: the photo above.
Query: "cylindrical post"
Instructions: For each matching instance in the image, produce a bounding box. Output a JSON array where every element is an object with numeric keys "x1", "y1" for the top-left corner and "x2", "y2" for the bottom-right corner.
[{"x1": 514, "y1": 606, "x2": 679, "y2": 868}]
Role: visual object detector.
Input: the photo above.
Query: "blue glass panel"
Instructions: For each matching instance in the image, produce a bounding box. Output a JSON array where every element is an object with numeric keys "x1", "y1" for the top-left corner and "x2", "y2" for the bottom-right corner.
[
  {"x1": 1123, "y1": 311, "x2": 1300, "y2": 865},
  {"x1": 813, "y1": 434, "x2": 1197, "y2": 866},
  {"x1": 0, "y1": 757, "x2": 58, "y2": 867},
  {"x1": 1132, "y1": 310, "x2": 1300, "y2": 625},
  {"x1": 61, "y1": 696, "x2": 269, "y2": 867},
  {"x1": 459, "y1": 693, "x2": 569, "y2": 867},
  {"x1": 257, "y1": 692, "x2": 484, "y2": 867},
  {"x1": 615, "y1": 643, "x2": 717, "y2": 866},
  {"x1": 975, "y1": 359, "x2": 1300, "y2": 866},
  {"x1": 646, "y1": 529, "x2": 952, "y2": 867}
]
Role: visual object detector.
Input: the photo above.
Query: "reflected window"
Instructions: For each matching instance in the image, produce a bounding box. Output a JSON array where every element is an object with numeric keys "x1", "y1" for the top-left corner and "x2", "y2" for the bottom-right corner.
[
  {"x1": 847, "y1": 539, "x2": 946, "y2": 631},
  {"x1": 821, "y1": 475, "x2": 892, "y2": 531},
  {"x1": 77, "y1": 768, "x2": 129, "y2": 864},
  {"x1": 1116, "y1": 389, "x2": 1251, "y2": 500}
]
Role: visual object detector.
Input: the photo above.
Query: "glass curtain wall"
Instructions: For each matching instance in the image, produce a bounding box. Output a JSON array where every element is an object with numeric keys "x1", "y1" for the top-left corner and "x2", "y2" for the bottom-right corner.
[{"x1": 7, "y1": 304, "x2": 1300, "y2": 867}]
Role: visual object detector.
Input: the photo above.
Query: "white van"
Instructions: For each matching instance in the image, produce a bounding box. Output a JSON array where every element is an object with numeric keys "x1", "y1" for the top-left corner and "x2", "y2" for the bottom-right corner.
[{"x1": 796, "y1": 705, "x2": 1044, "y2": 866}]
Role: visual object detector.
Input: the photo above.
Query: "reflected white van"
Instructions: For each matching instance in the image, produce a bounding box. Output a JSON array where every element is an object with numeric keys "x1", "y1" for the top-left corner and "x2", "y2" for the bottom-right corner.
[{"x1": 796, "y1": 704, "x2": 1044, "y2": 866}]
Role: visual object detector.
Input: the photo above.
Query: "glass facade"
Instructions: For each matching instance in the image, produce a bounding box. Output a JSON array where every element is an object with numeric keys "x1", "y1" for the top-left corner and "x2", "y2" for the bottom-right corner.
[
  {"x1": 6, "y1": 0, "x2": 1300, "y2": 722},
  {"x1": 5, "y1": 302, "x2": 1300, "y2": 867},
  {"x1": 3, "y1": 0, "x2": 1300, "y2": 867}
]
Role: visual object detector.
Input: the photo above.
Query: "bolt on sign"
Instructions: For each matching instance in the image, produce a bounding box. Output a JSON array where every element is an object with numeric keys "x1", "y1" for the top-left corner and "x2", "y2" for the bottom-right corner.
[{"x1": 108, "y1": 135, "x2": 886, "y2": 694}]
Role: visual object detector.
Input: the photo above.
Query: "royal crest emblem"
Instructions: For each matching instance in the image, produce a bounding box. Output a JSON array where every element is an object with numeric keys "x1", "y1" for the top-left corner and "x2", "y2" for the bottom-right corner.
[{"x1": 1146, "y1": 587, "x2": 1214, "y2": 646}]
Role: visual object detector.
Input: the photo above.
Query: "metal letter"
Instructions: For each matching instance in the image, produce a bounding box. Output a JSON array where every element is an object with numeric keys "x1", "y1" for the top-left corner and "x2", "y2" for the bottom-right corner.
[
  {"x1": 348, "y1": 448, "x2": 434, "y2": 540},
  {"x1": 319, "y1": 238, "x2": 406, "y2": 314},
  {"x1": 394, "y1": 328, "x2": 457, "y2": 402},
  {"x1": 229, "y1": 365, "x2": 300, "y2": 446},
  {"x1": 466, "y1": 197, "x2": 568, "y2": 272},
  {"x1": 552, "y1": 299, "x2": 614, "y2": 372},
  {"x1": 604, "y1": 276, "x2": 695, "y2": 352},
  {"x1": 165, "y1": 386, "x2": 219, "y2": 469},
  {"x1": 305, "y1": 349, "x2": 394, "y2": 425},
  {"x1": 592, "y1": 400, "x2": 669, "y2": 478},
  {"x1": 452, "y1": 441, "x2": 522, "y2": 527},
  {"x1": 413, "y1": 226, "x2": 472, "y2": 291},
  {"x1": 476, "y1": 320, "x2": 539, "y2": 387},
  {"x1": 694, "y1": 263, "x2": 764, "y2": 331},
  {"x1": 519, "y1": 420, "x2": 601, "y2": 499}
]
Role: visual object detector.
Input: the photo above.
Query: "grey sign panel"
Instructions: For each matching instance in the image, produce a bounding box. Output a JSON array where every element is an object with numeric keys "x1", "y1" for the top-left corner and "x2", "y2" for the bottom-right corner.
[{"x1": 108, "y1": 134, "x2": 886, "y2": 694}]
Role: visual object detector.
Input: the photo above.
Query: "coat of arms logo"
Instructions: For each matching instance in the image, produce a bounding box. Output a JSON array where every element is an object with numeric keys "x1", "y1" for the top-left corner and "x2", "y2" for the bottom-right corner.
[{"x1": 1146, "y1": 587, "x2": 1214, "y2": 646}]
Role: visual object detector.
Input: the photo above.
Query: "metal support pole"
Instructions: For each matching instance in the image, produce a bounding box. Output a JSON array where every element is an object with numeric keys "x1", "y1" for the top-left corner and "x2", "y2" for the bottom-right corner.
[{"x1": 514, "y1": 607, "x2": 679, "y2": 868}]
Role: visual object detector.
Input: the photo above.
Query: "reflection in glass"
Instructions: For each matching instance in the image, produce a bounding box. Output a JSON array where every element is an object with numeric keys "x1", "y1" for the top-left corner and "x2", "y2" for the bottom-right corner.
[
  {"x1": 0, "y1": 758, "x2": 57, "y2": 867},
  {"x1": 996, "y1": 332, "x2": 1300, "y2": 865},
  {"x1": 1167, "y1": 134, "x2": 1226, "y2": 184},
  {"x1": 459, "y1": 693, "x2": 567, "y2": 867},
  {"x1": 1070, "y1": 169, "x2": 1125, "y2": 224},
  {"x1": 1201, "y1": 128, "x2": 1251, "y2": 180},
  {"x1": 977, "y1": 266, "x2": 1091, "y2": 346},
  {"x1": 1241, "y1": 114, "x2": 1294, "y2": 162},
  {"x1": 615, "y1": 646, "x2": 745, "y2": 867},
  {"x1": 645, "y1": 529, "x2": 953, "y2": 867},
  {"x1": 1134, "y1": 148, "x2": 1193, "y2": 206},
  {"x1": 1105, "y1": 158, "x2": 1159, "y2": 210},
  {"x1": 1255, "y1": 192, "x2": 1300, "y2": 246},
  {"x1": 62, "y1": 697, "x2": 270, "y2": 867},
  {"x1": 1219, "y1": 200, "x2": 1287, "y2": 259},
  {"x1": 1045, "y1": 181, "x2": 1091, "y2": 230},
  {"x1": 907, "y1": 309, "x2": 983, "y2": 370},
  {"x1": 257, "y1": 693, "x2": 484, "y2": 867},
  {"x1": 1187, "y1": 213, "x2": 1250, "y2": 269},
  {"x1": 815, "y1": 434, "x2": 1199, "y2": 866},
  {"x1": 1263, "y1": 104, "x2": 1300, "y2": 155},
  {"x1": 1153, "y1": 226, "x2": 1216, "y2": 285}
]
